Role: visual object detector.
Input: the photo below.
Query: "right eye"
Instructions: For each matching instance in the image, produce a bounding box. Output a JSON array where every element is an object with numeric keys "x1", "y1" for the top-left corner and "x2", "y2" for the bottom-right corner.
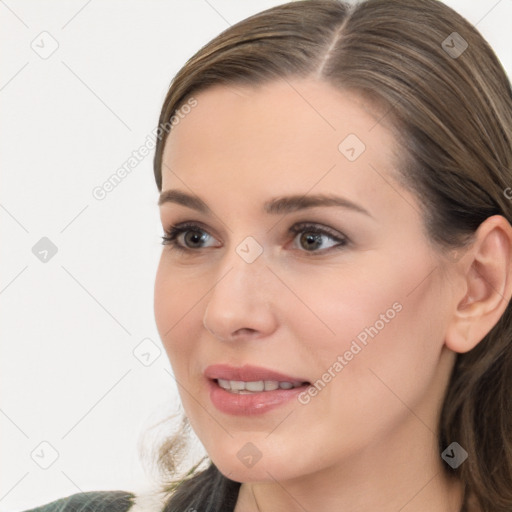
[{"x1": 161, "y1": 222, "x2": 219, "y2": 252}]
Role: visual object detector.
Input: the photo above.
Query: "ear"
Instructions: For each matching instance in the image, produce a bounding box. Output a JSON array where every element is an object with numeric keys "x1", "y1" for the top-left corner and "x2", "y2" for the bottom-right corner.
[{"x1": 445, "y1": 215, "x2": 512, "y2": 354}]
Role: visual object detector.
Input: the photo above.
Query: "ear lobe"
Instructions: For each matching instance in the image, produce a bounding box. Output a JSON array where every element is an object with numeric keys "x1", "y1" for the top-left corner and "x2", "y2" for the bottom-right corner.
[{"x1": 445, "y1": 215, "x2": 512, "y2": 354}]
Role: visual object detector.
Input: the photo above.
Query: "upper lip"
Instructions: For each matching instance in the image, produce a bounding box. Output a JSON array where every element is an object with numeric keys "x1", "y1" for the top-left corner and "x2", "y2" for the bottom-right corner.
[{"x1": 204, "y1": 364, "x2": 309, "y2": 384}]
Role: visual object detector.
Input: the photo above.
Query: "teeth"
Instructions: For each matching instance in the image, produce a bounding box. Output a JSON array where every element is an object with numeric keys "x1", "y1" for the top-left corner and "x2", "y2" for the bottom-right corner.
[
  {"x1": 216, "y1": 379, "x2": 304, "y2": 393},
  {"x1": 218, "y1": 379, "x2": 231, "y2": 389},
  {"x1": 230, "y1": 380, "x2": 245, "y2": 391},
  {"x1": 246, "y1": 381, "x2": 264, "y2": 392},
  {"x1": 264, "y1": 380, "x2": 279, "y2": 391}
]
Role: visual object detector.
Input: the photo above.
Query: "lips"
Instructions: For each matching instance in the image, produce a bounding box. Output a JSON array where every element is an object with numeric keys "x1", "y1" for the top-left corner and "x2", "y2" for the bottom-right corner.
[
  {"x1": 204, "y1": 364, "x2": 311, "y2": 415},
  {"x1": 204, "y1": 364, "x2": 309, "y2": 384},
  {"x1": 204, "y1": 364, "x2": 308, "y2": 383}
]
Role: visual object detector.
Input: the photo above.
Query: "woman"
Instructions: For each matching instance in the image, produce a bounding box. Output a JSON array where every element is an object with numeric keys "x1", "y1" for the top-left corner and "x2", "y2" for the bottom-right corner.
[{"x1": 25, "y1": 0, "x2": 512, "y2": 511}]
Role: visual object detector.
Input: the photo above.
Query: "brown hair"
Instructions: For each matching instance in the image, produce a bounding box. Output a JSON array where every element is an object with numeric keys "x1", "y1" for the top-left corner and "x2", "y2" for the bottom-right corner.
[{"x1": 150, "y1": 0, "x2": 512, "y2": 510}]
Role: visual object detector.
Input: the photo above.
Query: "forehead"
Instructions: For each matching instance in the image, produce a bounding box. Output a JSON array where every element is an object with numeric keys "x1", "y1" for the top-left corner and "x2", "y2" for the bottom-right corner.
[{"x1": 161, "y1": 78, "x2": 404, "y2": 213}]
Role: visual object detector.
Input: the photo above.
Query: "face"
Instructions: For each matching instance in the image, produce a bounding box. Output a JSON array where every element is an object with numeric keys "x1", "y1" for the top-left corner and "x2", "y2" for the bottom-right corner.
[{"x1": 154, "y1": 78, "x2": 458, "y2": 484}]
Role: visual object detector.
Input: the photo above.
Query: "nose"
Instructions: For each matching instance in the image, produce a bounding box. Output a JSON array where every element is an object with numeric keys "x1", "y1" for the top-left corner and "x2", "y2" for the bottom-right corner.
[{"x1": 202, "y1": 244, "x2": 278, "y2": 342}]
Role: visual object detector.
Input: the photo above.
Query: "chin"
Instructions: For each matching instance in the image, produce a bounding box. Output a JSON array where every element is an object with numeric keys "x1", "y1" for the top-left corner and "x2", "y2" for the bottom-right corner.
[
  {"x1": 216, "y1": 464, "x2": 268, "y2": 483},
  {"x1": 209, "y1": 444, "x2": 302, "y2": 484}
]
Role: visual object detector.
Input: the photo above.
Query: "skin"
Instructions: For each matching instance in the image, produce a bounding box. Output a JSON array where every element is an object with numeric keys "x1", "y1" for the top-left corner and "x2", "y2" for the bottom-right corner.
[{"x1": 154, "y1": 78, "x2": 512, "y2": 512}]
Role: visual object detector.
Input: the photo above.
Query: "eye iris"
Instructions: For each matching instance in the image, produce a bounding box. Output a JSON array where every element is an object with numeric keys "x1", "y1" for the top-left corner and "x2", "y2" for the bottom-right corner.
[
  {"x1": 300, "y1": 232, "x2": 322, "y2": 251},
  {"x1": 185, "y1": 231, "x2": 205, "y2": 247}
]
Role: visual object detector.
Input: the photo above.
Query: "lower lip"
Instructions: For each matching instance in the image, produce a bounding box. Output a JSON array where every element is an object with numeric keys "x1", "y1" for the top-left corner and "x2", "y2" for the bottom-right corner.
[{"x1": 208, "y1": 379, "x2": 309, "y2": 416}]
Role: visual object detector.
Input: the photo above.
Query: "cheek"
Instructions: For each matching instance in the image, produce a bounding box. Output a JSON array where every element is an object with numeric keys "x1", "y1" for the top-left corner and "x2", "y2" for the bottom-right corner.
[
  {"x1": 153, "y1": 257, "x2": 203, "y2": 368},
  {"x1": 279, "y1": 263, "x2": 404, "y2": 370},
  {"x1": 287, "y1": 253, "x2": 447, "y2": 409}
]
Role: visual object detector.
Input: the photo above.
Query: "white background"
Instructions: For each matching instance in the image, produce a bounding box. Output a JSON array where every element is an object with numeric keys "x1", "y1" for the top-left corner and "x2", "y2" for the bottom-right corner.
[{"x1": 1, "y1": 1, "x2": 511, "y2": 511}]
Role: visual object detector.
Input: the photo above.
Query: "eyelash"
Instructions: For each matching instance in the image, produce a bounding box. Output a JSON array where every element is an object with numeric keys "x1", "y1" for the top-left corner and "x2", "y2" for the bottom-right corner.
[{"x1": 160, "y1": 221, "x2": 349, "y2": 255}]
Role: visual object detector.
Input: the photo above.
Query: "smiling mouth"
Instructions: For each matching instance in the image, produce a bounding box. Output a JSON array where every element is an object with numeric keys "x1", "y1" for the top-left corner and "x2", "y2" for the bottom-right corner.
[{"x1": 214, "y1": 379, "x2": 310, "y2": 393}]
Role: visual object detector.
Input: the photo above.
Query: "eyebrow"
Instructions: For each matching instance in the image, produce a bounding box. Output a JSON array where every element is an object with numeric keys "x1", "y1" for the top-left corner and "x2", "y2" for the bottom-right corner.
[{"x1": 158, "y1": 189, "x2": 372, "y2": 217}]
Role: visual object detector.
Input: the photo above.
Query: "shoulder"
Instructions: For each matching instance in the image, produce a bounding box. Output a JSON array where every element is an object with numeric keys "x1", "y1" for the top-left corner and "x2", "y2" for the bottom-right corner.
[{"x1": 20, "y1": 487, "x2": 169, "y2": 512}]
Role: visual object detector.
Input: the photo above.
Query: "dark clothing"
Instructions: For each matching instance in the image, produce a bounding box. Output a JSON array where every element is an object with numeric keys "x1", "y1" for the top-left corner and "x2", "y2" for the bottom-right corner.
[{"x1": 21, "y1": 491, "x2": 135, "y2": 512}]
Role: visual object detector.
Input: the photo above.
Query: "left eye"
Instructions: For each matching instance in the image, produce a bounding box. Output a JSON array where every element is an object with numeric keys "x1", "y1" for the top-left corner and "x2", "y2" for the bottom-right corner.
[{"x1": 289, "y1": 223, "x2": 348, "y2": 253}]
